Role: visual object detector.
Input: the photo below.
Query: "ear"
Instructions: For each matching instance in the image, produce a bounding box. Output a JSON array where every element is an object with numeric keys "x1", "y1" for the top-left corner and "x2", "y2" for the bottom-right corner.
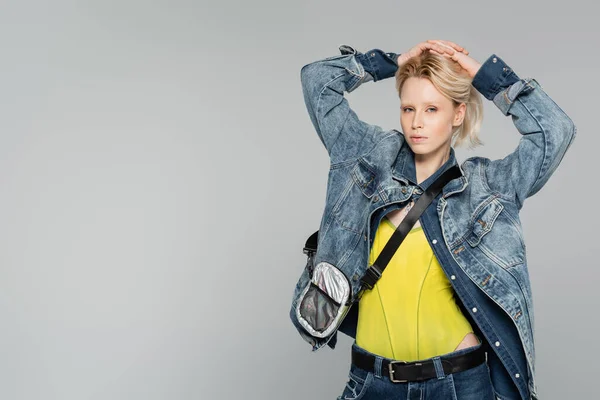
[{"x1": 453, "y1": 102, "x2": 467, "y2": 127}]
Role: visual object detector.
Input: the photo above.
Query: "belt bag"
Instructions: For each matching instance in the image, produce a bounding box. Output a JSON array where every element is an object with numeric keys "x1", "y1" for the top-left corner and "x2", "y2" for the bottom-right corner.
[{"x1": 295, "y1": 165, "x2": 462, "y2": 340}]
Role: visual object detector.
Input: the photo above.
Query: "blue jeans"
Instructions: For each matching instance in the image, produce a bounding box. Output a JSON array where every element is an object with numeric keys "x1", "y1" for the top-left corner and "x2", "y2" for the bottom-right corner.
[{"x1": 338, "y1": 340, "x2": 496, "y2": 400}]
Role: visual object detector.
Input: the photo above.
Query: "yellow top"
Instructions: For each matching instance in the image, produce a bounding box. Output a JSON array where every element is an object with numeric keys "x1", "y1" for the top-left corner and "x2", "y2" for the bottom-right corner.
[{"x1": 355, "y1": 216, "x2": 474, "y2": 361}]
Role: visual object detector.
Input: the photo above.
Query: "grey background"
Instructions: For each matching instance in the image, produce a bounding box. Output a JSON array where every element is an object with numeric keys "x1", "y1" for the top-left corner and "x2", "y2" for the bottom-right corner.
[{"x1": 0, "y1": 1, "x2": 596, "y2": 399}]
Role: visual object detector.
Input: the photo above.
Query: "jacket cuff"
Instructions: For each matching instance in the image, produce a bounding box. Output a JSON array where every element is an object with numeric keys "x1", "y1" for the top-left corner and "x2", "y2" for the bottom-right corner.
[
  {"x1": 339, "y1": 45, "x2": 400, "y2": 82},
  {"x1": 472, "y1": 54, "x2": 521, "y2": 100},
  {"x1": 492, "y1": 78, "x2": 538, "y2": 116}
]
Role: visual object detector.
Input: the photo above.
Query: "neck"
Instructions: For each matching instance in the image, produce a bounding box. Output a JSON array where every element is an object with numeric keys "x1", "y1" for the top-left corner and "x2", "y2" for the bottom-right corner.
[{"x1": 414, "y1": 146, "x2": 451, "y2": 185}]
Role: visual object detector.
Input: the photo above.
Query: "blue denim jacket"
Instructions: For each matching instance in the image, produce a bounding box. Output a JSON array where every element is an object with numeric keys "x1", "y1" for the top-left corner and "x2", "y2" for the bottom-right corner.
[{"x1": 290, "y1": 44, "x2": 576, "y2": 400}]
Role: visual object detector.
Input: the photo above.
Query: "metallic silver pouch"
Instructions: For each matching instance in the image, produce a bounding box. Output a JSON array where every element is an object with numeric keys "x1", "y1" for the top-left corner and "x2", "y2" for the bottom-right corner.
[{"x1": 295, "y1": 261, "x2": 351, "y2": 338}]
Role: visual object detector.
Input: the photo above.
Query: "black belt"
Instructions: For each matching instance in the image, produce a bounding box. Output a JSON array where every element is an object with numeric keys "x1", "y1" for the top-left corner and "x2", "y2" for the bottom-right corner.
[{"x1": 351, "y1": 344, "x2": 488, "y2": 383}]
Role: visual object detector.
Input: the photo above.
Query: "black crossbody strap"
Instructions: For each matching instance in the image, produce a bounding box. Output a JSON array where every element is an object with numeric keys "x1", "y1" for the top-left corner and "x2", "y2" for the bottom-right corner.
[{"x1": 360, "y1": 165, "x2": 462, "y2": 290}]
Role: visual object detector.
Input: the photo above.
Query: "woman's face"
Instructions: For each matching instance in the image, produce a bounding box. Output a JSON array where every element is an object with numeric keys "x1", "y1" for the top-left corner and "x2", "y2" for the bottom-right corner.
[{"x1": 400, "y1": 77, "x2": 465, "y2": 159}]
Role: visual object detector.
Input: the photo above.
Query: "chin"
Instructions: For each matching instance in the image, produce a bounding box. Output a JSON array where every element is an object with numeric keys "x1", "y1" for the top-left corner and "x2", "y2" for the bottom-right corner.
[{"x1": 408, "y1": 145, "x2": 430, "y2": 154}]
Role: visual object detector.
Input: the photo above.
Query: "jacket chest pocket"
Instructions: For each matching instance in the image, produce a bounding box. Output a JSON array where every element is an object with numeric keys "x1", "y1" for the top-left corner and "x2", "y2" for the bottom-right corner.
[
  {"x1": 466, "y1": 198, "x2": 503, "y2": 247},
  {"x1": 331, "y1": 158, "x2": 378, "y2": 235},
  {"x1": 465, "y1": 198, "x2": 525, "y2": 269}
]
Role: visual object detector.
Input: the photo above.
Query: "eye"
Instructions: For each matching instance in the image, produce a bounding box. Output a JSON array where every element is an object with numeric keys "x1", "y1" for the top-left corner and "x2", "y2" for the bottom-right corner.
[{"x1": 402, "y1": 107, "x2": 437, "y2": 112}]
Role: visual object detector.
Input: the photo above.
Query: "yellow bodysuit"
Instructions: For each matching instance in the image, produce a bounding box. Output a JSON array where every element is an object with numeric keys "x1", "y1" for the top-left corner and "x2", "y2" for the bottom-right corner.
[{"x1": 355, "y1": 216, "x2": 474, "y2": 361}]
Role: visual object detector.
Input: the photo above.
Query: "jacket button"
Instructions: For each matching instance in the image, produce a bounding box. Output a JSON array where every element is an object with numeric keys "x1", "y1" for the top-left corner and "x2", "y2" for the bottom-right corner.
[
  {"x1": 515, "y1": 373, "x2": 520, "y2": 378},
  {"x1": 373, "y1": 195, "x2": 379, "y2": 202},
  {"x1": 401, "y1": 188, "x2": 407, "y2": 193},
  {"x1": 450, "y1": 275, "x2": 456, "y2": 280},
  {"x1": 432, "y1": 239, "x2": 437, "y2": 244},
  {"x1": 493, "y1": 57, "x2": 497, "y2": 63},
  {"x1": 472, "y1": 307, "x2": 478, "y2": 313},
  {"x1": 495, "y1": 341, "x2": 500, "y2": 347}
]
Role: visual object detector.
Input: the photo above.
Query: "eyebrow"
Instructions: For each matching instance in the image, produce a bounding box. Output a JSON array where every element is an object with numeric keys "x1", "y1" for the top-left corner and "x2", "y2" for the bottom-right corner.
[{"x1": 401, "y1": 102, "x2": 441, "y2": 106}]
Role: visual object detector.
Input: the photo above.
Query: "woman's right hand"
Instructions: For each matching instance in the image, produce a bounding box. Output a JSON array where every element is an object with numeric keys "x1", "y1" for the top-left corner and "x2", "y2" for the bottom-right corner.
[
  {"x1": 397, "y1": 40, "x2": 469, "y2": 68},
  {"x1": 426, "y1": 40, "x2": 481, "y2": 78}
]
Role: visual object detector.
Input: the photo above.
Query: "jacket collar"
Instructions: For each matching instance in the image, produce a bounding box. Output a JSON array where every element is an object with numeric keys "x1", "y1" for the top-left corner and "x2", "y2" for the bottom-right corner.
[{"x1": 392, "y1": 133, "x2": 468, "y2": 198}]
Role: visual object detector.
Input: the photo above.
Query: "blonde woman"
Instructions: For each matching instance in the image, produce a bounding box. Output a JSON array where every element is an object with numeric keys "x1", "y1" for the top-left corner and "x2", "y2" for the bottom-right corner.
[{"x1": 290, "y1": 39, "x2": 575, "y2": 400}]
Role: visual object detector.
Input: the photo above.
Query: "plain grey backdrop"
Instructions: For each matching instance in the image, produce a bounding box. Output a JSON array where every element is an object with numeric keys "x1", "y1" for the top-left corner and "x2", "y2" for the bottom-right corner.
[{"x1": 0, "y1": 1, "x2": 597, "y2": 399}]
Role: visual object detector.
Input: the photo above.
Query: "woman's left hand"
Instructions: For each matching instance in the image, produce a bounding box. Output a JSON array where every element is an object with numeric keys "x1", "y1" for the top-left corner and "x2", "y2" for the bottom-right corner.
[{"x1": 426, "y1": 40, "x2": 482, "y2": 79}]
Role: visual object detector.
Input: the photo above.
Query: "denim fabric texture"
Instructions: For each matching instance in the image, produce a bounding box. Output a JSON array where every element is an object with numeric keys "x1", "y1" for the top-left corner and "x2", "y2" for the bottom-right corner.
[{"x1": 290, "y1": 44, "x2": 577, "y2": 400}]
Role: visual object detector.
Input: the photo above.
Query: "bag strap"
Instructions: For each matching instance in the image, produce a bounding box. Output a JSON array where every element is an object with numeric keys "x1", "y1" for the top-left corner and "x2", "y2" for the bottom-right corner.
[{"x1": 360, "y1": 165, "x2": 462, "y2": 290}]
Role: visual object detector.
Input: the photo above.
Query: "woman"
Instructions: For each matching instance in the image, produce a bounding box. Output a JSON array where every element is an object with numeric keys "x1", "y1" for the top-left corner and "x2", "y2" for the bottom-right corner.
[{"x1": 290, "y1": 39, "x2": 576, "y2": 400}]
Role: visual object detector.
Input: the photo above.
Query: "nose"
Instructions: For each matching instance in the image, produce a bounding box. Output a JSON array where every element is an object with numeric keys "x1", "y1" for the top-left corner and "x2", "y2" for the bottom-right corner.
[{"x1": 411, "y1": 111, "x2": 424, "y2": 131}]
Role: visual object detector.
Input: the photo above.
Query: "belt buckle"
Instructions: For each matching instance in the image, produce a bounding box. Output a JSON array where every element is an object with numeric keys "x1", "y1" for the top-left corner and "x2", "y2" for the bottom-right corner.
[{"x1": 388, "y1": 360, "x2": 411, "y2": 383}]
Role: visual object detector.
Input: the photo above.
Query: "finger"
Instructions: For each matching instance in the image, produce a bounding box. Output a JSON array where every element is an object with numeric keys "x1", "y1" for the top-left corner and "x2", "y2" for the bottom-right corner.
[
  {"x1": 431, "y1": 41, "x2": 456, "y2": 55},
  {"x1": 428, "y1": 48, "x2": 452, "y2": 58},
  {"x1": 425, "y1": 42, "x2": 453, "y2": 54},
  {"x1": 428, "y1": 39, "x2": 463, "y2": 51},
  {"x1": 428, "y1": 39, "x2": 468, "y2": 55},
  {"x1": 435, "y1": 43, "x2": 455, "y2": 55},
  {"x1": 426, "y1": 40, "x2": 452, "y2": 50},
  {"x1": 428, "y1": 47, "x2": 448, "y2": 54},
  {"x1": 450, "y1": 52, "x2": 463, "y2": 63}
]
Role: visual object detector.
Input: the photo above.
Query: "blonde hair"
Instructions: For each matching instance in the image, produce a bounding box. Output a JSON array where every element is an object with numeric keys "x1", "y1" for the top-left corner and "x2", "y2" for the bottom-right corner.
[{"x1": 394, "y1": 51, "x2": 484, "y2": 149}]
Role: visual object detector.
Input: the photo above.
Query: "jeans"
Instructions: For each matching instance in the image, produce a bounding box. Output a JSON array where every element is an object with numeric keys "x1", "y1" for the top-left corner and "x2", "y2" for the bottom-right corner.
[{"x1": 337, "y1": 340, "x2": 496, "y2": 400}]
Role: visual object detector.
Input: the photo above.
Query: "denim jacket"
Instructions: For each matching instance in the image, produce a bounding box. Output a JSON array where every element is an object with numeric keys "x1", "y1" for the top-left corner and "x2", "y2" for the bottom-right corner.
[{"x1": 290, "y1": 44, "x2": 576, "y2": 400}]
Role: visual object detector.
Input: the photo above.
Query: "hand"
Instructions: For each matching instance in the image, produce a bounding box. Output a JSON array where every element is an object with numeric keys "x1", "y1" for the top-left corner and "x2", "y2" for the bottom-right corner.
[
  {"x1": 397, "y1": 39, "x2": 468, "y2": 68},
  {"x1": 426, "y1": 39, "x2": 482, "y2": 79}
]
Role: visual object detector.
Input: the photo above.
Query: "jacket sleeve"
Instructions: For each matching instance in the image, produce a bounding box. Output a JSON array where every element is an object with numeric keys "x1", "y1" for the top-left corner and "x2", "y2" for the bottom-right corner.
[
  {"x1": 300, "y1": 44, "x2": 401, "y2": 164},
  {"x1": 472, "y1": 54, "x2": 577, "y2": 211}
]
